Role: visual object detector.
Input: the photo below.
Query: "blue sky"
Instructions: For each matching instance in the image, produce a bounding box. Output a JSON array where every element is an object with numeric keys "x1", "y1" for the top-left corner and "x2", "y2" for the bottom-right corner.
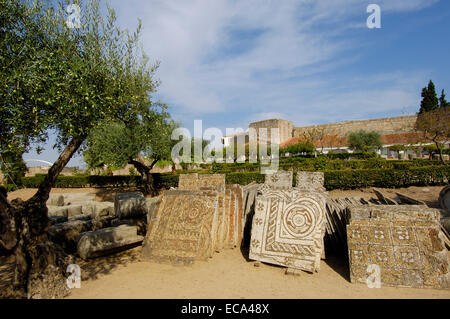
[{"x1": 24, "y1": 0, "x2": 450, "y2": 167}]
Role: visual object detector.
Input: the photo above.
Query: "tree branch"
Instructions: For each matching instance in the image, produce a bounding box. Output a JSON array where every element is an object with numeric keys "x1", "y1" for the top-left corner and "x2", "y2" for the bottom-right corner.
[{"x1": 29, "y1": 135, "x2": 86, "y2": 204}]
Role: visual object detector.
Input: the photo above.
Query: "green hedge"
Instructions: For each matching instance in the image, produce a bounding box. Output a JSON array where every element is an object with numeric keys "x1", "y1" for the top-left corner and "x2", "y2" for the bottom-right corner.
[
  {"x1": 180, "y1": 165, "x2": 449, "y2": 190},
  {"x1": 324, "y1": 165, "x2": 449, "y2": 190},
  {"x1": 18, "y1": 165, "x2": 449, "y2": 191},
  {"x1": 21, "y1": 175, "x2": 143, "y2": 188},
  {"x1": 200, "y1": 158, "x2": 442, "y2": 173},
  {"x1": 0, "y1": 184, "x2": 17, "y2": 192}
]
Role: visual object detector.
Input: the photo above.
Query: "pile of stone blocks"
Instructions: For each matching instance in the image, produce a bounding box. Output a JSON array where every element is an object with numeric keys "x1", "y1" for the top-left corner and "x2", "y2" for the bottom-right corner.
[
  {"x1": 142, "y1": 174, "x2": 245, "y2": 265},
  {"x1": 78, "y1": 225, "x2": 144, "y2": 259},
  {"x1": 46, "y1": 191, "x2": 159, "y2": 259},
  {"x1": 347, "y1": 205, "x2": 450, "y2": 289},
  {"x1": 249, "y1": 171, "x2": 327, "y2": 273},
  {"x1": 47, "y1": 193, "x2": 114, "y2": 221}
]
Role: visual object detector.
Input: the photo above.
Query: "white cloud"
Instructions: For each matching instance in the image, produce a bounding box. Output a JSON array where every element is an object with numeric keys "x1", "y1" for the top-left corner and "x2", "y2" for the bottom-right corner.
[{"x1": 109, "y1": 0, "x2": 437, "y2": 124}]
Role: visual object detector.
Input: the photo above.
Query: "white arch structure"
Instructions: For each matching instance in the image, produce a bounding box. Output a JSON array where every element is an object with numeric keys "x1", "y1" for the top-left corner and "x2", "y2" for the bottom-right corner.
[{"x1": 24, "y1": 159, "x2": 54, "y2": 167}]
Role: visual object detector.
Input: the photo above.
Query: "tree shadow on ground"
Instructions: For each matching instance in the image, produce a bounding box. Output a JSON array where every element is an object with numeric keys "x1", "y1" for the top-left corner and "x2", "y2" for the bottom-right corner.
[{"x1": 76, "y1": 246, "x2": 143, "y2": 282}]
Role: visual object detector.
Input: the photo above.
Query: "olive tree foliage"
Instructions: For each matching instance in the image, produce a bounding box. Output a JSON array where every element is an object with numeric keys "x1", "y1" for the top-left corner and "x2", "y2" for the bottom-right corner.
[
  {"x1": 347, "y1": 130, "x2": 382, "y2": 152},
  {"x1": 83, "y1": 106, "x2": 178, "y2": 194},
  {"x1": 415, "y1": 106, "x2": 450, "y2": 163},
  {"x1": 0, "y1": 0, "x2": 161, "y2": 298}
]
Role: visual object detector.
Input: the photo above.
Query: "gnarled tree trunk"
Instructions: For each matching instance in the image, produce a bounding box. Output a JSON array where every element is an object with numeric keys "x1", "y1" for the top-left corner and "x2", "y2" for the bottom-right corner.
[
  {"x1": 0, "y1": 136, "x2": 85, "y2": 298},
  {"x1": 129, "y1": 158, "x2": 158, "y2": 196}
]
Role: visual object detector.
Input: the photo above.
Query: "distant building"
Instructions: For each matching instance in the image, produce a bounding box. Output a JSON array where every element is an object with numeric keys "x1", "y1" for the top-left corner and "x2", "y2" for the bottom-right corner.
[{"x1": 221, "y1": 114, "x2": 449, "y2": 159}]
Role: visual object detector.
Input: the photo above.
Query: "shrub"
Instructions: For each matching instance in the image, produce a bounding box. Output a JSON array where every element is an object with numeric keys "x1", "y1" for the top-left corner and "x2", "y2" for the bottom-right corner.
[
  {"x1": 348, "y1": 131, "x2": 382, "y2": 152},
  {"x1": 324, "y1": 165, "x2": 449, "y2": 190},
  {"x1": 19, "y1": 165, "x2": 448, "y2": 191}
]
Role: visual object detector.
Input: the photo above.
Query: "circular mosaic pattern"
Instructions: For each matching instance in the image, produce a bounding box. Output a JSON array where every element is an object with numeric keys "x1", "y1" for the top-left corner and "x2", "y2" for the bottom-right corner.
[{"x1": 282, "y1": 199, "x2": 321, "y2": 238}]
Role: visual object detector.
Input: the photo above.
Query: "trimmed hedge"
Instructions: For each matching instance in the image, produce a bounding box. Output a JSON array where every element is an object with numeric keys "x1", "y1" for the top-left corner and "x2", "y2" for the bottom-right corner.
[
  {"x1": 19, "y1": 165, "x2": 449, "y2": 191},
  {"x1": 21, "y1": 174, "x2": 143, "y2": 188},
  {"x1": 0, "y1": 184, "x2": 17, "y2": 192},
  {"x1": 202, "y1": 158, "x2": 442, "y2": 173},
  {"x1": 182, "y1": 165, "x2": 449, "y2": 190},
  {"x1": 324, "y1": 165, "x2": 449, "y2": 190}
]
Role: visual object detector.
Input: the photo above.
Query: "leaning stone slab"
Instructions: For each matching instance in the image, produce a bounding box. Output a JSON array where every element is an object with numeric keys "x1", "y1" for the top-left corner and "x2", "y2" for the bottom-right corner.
[
  {"x1": 198, "y1": 175, "x2": 226, "y2": 252},
  {"x1": 227, "y1": 184, "x2": 244, "y2": 248},
  {"x1": 395, "y1": 192, "x2": 426, "y2": 206},
  {"x1": 295, "y1": 172, "x2": 326, "y2": 192},
  {"x1": 198, "y1": 174, "x2": 226, "y2": 188},
  {"x1": 177, "y1": 174, "x2": 226, "y2": 252},
  {"x1": 77, "y1": 225, "x2": 144, "y2": 260},
  {"x1": 249, "y1": 188, "x2": 326, "y2": 273},
  {"x1": 142, "y1": 189, "x2": 219, "y2": 265},
  {"x1": 178, "y1": 173, "x2": 199, "y2": 190},
  {"x1": 114, "y1": 192, "x2": 147, "y2": 219},
  {"x1": 373, "y1": 188, "x2": 398, "y2": 205},
  {"x1": 347, "y1": 205, "x2": 450, "y2": 289},
  {"x1": 264, "y1": 171, "x2": 293, "y2": 190},
  {"x1": 47, "y1": 194, "x2": 64, "y2": 207},
  {"x1": 222, "y1": 189, "x2": 232, "y2": 249}
]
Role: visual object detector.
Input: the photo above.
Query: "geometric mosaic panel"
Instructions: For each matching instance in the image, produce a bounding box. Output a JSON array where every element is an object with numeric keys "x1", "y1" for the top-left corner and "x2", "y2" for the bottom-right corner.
[
  {"x1": 295, "y1": 171, "x2": 326, "y2": 193},
  {"x1": 264, "y1": 171, "x2": 293, "y2": 190},
  {"x1": 249, "y1": 188, "x2": 326, "y2": 273},
  {"x1": 178, "y1": 173, "x2": 226, "y2": 253},
  {"x1": 347, "y1": 205, "x2": 450, "y2": 289},
  {"x1": 178, "y1": 173, "x2": 199, "y2": 190},
  {"x1": 141, "y1": 189, "x2": 219, "y2": 265}
]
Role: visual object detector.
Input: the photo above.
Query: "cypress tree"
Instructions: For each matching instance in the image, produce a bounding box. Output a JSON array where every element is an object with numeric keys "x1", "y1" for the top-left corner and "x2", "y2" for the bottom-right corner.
[{"x1": 419, "y1": 80, "x2": 439, "y2": 113}]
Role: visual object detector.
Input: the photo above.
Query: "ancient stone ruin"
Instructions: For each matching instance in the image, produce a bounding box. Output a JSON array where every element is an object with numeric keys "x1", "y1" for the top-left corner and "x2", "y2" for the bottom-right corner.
[
  {"x1": 249, "y1": 171, "x2": 327, "y2": 273},
  {"x1": 41, "y1": 175, "x2": 449, "y2": 292},
  {"x1": 347, "y1": 205, "x2": 450, "y2": 289},
  {"x1": 46, "y1": 191, "x2": 158, "y2": 260},
  {"x1": 141, "y1": 174, "x2": 245, "y2": 265}
]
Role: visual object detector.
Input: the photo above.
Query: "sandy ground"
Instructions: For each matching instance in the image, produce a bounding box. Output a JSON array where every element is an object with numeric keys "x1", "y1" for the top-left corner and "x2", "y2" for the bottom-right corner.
[
  {"x1": 1, "y1": 185, "x2": 449, "y2": 299},
  {"x1": 65, "y1": 247, "x2": 450, "y2": 299}
]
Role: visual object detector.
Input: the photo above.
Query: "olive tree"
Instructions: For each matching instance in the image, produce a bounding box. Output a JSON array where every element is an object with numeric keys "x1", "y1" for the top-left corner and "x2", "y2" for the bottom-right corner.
[
  {"x1": 0, "y1": 0, "x2": 160, "y2": 298},
  {"x1": 347, "y1": 130, "x2": 382, "y2": 152},
  {"x1": 415, "y1": 103, "x2": 450, "y2": 164},
  {"x1": 84, "y1": 107, "x2": 178, "y2": 194}
]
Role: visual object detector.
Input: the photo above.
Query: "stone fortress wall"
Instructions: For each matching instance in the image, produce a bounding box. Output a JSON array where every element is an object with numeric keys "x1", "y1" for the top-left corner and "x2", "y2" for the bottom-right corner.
[
  {"x1": 249, "y1": 119, "x2": 294, "y2": 143},
  {"x1": 249, "y1": 115, "x2": 418, "y2": 144},
  {"x1": 293, "y1": 115, "x2": 417, "y2": 138}
]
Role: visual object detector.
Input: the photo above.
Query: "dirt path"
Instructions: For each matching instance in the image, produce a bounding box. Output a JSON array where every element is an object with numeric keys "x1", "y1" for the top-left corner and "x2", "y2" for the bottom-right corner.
[{"x1": 65, "y1": 247, "x2": 450, "y2": 299}]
